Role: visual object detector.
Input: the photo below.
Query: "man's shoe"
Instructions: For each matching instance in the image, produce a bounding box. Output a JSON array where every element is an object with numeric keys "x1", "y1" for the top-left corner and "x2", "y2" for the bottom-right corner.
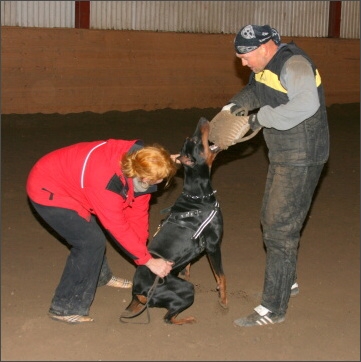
[
  {"x1": 233, "y1": 305, "x2": 285, "y2": 327},
  {"x1": 290, "y1": 282, "x2": 299, "y2": 297}
]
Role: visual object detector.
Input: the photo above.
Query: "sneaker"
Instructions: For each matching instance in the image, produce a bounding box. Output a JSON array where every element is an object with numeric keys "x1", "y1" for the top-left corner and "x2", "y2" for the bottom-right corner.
[
  {"x1": 290, "y1": 282, "x2": 299, "y2": 297},
  {"x1": 233, "y1": 305, "x2": 285, "y2": 327}
]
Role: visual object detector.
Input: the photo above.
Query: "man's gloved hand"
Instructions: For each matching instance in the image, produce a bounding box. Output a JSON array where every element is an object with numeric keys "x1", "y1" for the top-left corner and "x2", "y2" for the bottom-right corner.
[{"x1": 209, "y1": 111, "x2": 250, "y2": 150}]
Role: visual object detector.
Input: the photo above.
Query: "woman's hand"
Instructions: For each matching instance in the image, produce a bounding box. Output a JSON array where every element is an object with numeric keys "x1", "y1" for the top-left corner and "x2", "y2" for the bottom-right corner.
[
  {"x1": 145, "y1": 257, "x2": 174, "y2": 278},
  {"x1": 170, "y1": 154, "x2": 181, "y2": 164}
]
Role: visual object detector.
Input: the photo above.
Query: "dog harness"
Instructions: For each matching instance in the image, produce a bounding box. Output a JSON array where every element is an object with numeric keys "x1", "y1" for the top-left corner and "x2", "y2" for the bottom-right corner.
[{"x1": 157, "y1": 201, "x2": 220, "y2": 253}]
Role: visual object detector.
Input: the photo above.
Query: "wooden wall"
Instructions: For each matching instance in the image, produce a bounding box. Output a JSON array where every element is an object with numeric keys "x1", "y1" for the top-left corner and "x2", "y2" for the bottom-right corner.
[{"x1": 1, "y1": 27, "x2": 359, "y2": 115}]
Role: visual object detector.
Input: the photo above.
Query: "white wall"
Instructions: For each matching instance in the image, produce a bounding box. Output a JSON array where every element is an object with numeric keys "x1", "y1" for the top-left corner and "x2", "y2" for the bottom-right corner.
[{"x1": 1, "y1": 1, "x2": 360, "y2": 39}]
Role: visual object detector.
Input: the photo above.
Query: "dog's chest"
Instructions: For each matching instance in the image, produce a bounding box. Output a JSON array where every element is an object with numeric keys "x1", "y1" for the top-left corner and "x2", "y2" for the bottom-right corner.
[{"x1": 148, "y1": 202, "x2": 220, "y2": 266}]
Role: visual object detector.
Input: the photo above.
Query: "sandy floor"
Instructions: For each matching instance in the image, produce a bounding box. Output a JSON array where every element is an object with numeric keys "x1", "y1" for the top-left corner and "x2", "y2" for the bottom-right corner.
[{"x1": 1, "y1": 103, "x2": 360, "y2": 361}]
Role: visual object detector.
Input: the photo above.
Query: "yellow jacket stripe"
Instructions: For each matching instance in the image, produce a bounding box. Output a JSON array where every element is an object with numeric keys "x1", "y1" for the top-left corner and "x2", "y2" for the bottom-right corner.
[{"x1": 255, "y1": 69, "x2": 322, "y2": 93}]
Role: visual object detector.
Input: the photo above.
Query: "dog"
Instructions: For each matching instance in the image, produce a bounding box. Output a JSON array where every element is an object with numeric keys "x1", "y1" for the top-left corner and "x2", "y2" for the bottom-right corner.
[{"x1": 120, "y1": 117, "x2": 227, "y2": 325}]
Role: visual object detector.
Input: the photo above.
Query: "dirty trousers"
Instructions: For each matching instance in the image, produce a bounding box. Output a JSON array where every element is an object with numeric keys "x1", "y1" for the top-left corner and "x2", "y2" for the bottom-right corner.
[{"x1": 260, "y1": 163, "x2": 324, "y2": 315}]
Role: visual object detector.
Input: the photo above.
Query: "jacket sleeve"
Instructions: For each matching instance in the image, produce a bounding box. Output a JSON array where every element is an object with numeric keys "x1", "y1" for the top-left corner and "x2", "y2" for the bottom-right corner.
[
  {"x1": 229, "y1": 80, "x2": 261, "y2": 111},
  {"x1": 84, "y1": 187, "x2": 152, "y2": 265}
]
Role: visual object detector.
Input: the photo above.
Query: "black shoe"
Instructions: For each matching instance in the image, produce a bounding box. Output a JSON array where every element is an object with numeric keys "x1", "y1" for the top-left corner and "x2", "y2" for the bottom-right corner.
[{"x1": 233, "y1": 305, "x2": 285, "y2": 327}]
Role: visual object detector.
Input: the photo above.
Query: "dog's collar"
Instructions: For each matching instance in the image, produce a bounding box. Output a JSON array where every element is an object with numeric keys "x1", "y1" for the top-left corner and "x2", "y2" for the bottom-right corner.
[{"x1": 181, "y1": 190, "x2": 217, "y2": 199}]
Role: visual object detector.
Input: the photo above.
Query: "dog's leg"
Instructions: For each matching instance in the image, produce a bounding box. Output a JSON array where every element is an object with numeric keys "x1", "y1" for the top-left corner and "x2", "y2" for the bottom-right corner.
[
  {"x1": 207, "y1": 250, "x2": 228, "y2": 309},
  {"x1": 121, "y1": 265, "x2": 155, "y2": 319},
  {"x1": 214, "y1": 274, "x2": 227, "y2": 309},
  {"x1": 178, "y1": 263, "x2": 191, "y2": 281},
  {"x1": 154, "y1": 275, "x2": 196, "y2": 325}
]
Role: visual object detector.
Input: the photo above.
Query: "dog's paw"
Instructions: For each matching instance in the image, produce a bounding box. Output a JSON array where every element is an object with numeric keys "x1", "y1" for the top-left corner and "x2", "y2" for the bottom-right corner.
[
  {"x1": 167, "y1": 316, "x2": 197, "y2": 325},
  {"x1": 218, "y1": 299, "x2": 229, "y2": 310},
  {"x1": 120, "y1": 295, "x2": 147, "y2": 319},
  {"x1": 218, "y1": 295, "x2": 228, "y2": 309}
]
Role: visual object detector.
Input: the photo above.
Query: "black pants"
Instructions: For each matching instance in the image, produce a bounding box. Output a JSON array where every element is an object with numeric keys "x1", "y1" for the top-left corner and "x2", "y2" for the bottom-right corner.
[{"x1": 30, "y1": 200, "x2": 113, "y2": 316}]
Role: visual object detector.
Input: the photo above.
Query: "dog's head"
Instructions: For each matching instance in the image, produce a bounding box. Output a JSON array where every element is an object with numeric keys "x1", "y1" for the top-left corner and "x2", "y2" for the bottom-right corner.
[{"x1": 177, "y1": 117, "x2": 220, "y2": 169}]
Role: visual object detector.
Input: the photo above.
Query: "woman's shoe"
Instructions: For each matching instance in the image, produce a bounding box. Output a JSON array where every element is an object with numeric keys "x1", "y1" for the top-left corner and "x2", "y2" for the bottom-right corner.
[
  {"x1": 106, "y1": 276, "x2": 133, "y2": 288},
  {"x1": 49, "y1": 313, "x2": 94, "y2": 324}
]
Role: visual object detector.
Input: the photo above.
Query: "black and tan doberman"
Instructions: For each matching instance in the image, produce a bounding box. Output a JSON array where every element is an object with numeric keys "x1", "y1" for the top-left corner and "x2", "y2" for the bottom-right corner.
[{"x1": 120, "y1": 117, "x2": 227, "y2": 324}]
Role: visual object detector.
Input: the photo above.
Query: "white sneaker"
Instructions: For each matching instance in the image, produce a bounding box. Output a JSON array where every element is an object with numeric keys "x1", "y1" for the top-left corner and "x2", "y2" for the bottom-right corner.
[{"x1": 290, "y1": 282, "x2": 299, "y2": 297}]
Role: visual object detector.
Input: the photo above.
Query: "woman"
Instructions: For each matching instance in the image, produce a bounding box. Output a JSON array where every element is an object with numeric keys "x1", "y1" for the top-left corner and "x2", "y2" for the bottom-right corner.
[{"x1": 26, "y1": 138, "x2": 178, "y2": 324}]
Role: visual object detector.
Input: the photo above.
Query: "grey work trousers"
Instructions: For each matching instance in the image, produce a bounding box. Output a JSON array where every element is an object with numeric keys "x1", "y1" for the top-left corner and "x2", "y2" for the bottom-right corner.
[{"x1": 260, "y1": 163, "x2": 324, "y2": 316}]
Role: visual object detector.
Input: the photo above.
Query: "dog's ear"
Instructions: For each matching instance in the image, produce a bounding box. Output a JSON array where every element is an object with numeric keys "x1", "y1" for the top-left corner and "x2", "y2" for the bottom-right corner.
[
  {"x1": 199, "y1": 118, "x2": 218, "y2": 166},
  {"x1": 200, "y1": 119, "x2": 209, "y2": 146}
]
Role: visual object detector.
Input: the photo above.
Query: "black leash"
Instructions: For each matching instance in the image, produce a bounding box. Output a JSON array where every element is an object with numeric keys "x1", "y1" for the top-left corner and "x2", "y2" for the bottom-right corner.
[
  {"x1": 119, "y1": 275, "x2": 162, "y2": 324},
  {"x1": 120, "y1": 250, "x2": 169, "y2": 324}
]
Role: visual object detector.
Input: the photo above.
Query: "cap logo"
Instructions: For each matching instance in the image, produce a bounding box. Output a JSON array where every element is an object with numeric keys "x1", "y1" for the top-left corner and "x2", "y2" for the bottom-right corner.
[{"x1": 241, "y1": 25, "x2": 256, "y2": 39}]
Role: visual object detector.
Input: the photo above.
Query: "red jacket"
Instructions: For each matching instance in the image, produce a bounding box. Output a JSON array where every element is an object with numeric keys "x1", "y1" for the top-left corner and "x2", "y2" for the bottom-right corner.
[{"x1": 26, "y1": 139, "x2": 155, "y2": 265}]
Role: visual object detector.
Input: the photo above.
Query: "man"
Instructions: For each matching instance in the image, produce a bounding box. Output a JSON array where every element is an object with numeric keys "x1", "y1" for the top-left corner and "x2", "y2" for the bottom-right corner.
[{"x1": 209, "y1": 24, "x2": 329, "y2": 327}]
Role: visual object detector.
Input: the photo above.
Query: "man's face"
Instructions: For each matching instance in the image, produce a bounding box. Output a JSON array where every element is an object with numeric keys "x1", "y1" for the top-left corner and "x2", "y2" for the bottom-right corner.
[{"x1": 236, "y1": 45, "x2": 268, "y2": 73}]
